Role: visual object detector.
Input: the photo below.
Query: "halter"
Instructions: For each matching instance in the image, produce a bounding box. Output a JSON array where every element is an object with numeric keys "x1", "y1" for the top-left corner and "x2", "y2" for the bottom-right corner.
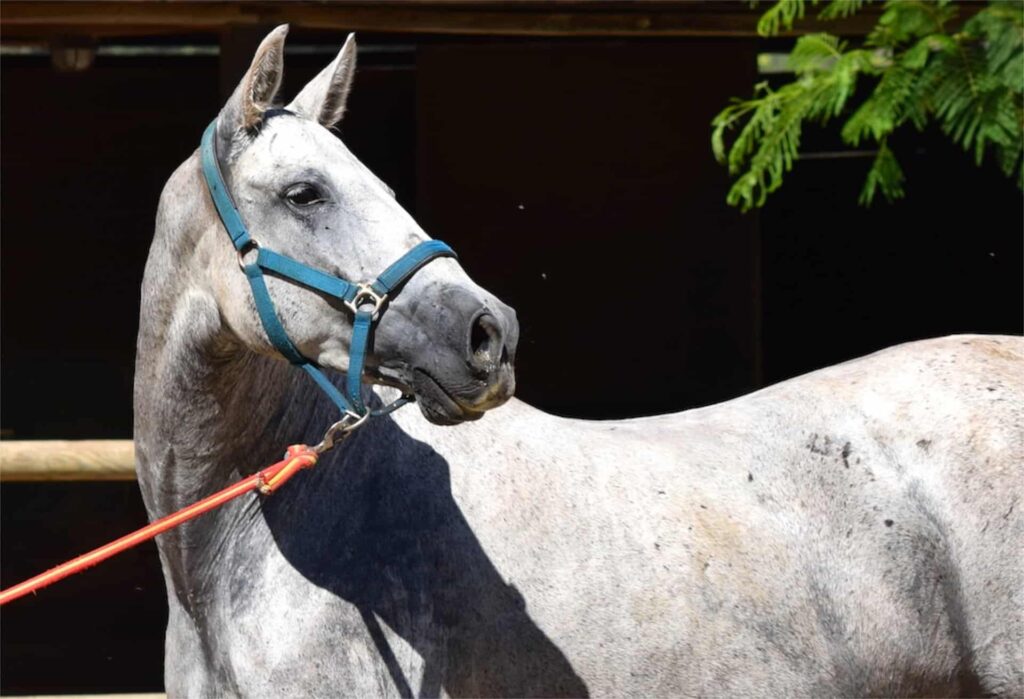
[{"x1": 200, "y1": 115, "x2": 456, "y2": 449}]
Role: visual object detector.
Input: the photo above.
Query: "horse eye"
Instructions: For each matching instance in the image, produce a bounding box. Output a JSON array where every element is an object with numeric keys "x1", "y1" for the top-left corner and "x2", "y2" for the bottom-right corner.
[{"x1": 284, "y1": 183, "x2": 324, "y2": 207}]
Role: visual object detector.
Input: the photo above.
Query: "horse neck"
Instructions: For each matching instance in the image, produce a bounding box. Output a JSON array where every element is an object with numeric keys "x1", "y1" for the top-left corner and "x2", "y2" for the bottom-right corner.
[
  {"x1": 135, "y1": 156, "x2": 338, "y2": 515},
  {"x1": 137, "y1": 298, "x2": 326, "y2": 505}
]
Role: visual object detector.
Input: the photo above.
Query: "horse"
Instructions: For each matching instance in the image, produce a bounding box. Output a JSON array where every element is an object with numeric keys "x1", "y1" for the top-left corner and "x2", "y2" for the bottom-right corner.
[{"x1": 135, "y1": 25, "x2": 1023, "y2": 697}]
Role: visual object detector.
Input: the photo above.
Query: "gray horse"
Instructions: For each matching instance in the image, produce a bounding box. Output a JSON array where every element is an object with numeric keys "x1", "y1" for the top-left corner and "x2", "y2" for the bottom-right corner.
[{"x1": 135, "y1": 26, "x2": 1023, "y2": 698}]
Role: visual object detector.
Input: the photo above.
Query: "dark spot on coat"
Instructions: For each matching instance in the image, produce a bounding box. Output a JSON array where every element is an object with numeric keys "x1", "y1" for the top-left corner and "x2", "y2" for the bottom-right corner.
[
  {"x1": 699, "y1": 504, "x2": 707, "y2": 509},
  {"x1": 884, "y1": 519, "x2": 894, "y2": 527},
  {"x1": 807, "y1": 433, "x2": 833, "y2": 456},
  {"x1": 747, "y1": 472, "x2": 754, "y2": 482},
  {"x1": 916, "y1": 439, "x2": 932, "y2": 451},
  {"x1": 841, "y1": 442, "x2": 852, "y2": 468}
]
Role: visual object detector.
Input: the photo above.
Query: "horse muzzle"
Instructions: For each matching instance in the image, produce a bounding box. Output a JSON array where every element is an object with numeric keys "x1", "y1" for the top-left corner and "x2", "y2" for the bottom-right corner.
[{"x1": 384, "y1": 287, "x2": 519, "y2": 425}]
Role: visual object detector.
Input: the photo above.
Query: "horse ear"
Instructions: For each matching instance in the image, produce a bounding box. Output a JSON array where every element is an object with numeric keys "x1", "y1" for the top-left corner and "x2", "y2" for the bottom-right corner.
[
  {"x1": 288, "y1": 33, "x2": 357, "y2": 129},
  {"x1": 217, "y1": 24, "x2": 288, "y2": 149}
]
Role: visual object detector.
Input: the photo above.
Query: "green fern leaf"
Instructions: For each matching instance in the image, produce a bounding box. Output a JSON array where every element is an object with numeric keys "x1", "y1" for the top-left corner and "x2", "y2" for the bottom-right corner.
[
  {"x1": 860, "y1": 140, "x2": 905, "y2": 204},
  {"x1": 790, "y1": 33, "x2": 845, "y2": 75},
  {"x1": 714, "y1": 0, "x2": 1023, "y2": 209},
  {"x1": 757, "y1": 0, "x2": 810, "y2": 37},
  {"x1": 818, "y1": 0, "x2": 868, "y2": 21}
]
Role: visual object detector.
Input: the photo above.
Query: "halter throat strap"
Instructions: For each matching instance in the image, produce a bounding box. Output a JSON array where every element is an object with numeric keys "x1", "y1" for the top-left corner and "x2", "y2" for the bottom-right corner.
[{"x1": 199, "y1": 118, "x2": 456, "y2": 419}]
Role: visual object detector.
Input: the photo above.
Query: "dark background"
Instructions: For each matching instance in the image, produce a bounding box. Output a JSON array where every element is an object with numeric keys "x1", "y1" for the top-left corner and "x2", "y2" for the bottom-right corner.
[{"x1": 2, "y1": 28, "x2": 1021, "y2": 695}]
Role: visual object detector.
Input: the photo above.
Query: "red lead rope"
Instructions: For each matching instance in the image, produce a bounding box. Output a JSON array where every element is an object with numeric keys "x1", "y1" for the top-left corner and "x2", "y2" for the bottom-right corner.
[{"x1": 0, "y1": 444, "x2": 319, "y2": 606}]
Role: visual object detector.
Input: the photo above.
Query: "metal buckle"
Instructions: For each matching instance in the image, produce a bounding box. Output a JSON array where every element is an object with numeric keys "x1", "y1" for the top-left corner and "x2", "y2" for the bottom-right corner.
[
  {"x1": 236, "y1": 239, "x2": 261, "y2": 271},
  {"x1": 313, "y1": 410, "x2": 370, "y2": 454},
  {"x1": 345, "y1": 283, "x2": 388, "y2": 317}
]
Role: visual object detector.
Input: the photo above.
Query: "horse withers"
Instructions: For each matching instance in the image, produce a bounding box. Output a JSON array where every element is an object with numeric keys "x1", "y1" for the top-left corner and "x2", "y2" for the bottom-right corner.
[{"x1": 135, "y1": 25, "x2": 1023, "y2": 697}]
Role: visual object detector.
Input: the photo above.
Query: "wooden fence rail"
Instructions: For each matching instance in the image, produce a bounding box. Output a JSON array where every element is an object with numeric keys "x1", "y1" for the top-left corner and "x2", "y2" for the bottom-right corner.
[{"x1": 0, "y1": 440, "x2": 136, "y2": 481}]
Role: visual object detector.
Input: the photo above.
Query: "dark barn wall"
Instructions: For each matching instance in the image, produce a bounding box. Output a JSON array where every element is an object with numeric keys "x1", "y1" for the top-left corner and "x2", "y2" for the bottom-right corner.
[
  {"x1": 1, "y1": 56, "x2": 219, "y2": 440},
  {"x1": 1, "y1": 32, "x2": 1022, "y2": 695},
  {"x1": 416, "y1": 40, "x2": 761, "y2": 418},
  {"x1": 761, "y1": 128, "x2": 1023, "y2": 384}
]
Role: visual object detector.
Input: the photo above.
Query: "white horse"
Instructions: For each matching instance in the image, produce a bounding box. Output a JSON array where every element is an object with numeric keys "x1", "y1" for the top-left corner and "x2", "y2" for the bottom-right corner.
[{"x1": 135, "y1": 26, "x2": 1023, "y2": 697}]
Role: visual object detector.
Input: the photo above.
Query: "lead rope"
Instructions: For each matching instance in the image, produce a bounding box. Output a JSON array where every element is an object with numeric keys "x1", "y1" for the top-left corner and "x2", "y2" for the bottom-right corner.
[
  {"x1": 0, "y1": 379, "x2": 379, "y2": 607},
  {"x1": 0, "y1": 444, "x2": 323, "y2": 606}
]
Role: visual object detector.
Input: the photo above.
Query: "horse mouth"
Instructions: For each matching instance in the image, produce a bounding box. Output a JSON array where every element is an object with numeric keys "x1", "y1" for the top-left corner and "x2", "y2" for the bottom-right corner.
[{"x1": 410, "y1": 368, "x2": 487, "y2": 425}]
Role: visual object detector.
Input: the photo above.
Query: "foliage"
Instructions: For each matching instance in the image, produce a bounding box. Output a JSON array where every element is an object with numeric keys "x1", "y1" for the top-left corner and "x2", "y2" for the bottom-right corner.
[{"x1": 712, "y1": 1, "x2": 1024, "y2": 211}]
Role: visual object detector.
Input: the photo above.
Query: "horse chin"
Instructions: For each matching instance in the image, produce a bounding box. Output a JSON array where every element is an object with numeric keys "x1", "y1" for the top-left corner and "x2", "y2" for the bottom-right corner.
[{"x1": 410, "y1": 368, "x2": 486, "y2": 426}]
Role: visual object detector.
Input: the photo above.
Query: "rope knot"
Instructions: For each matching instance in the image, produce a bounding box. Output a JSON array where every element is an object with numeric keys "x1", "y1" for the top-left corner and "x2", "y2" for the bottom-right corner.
[{"x1": 256, "y1": 444, "x2": 319, "y2": 495}]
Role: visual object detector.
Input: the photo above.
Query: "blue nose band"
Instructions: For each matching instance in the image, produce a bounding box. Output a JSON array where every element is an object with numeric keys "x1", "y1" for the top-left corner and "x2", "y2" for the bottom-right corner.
[{"x1": 199, "y1": 118, "x2": 456, "y2": 421}]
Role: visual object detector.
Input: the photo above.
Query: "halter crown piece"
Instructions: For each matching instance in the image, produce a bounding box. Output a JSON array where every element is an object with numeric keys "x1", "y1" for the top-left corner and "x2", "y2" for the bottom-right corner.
[{"x1": 200, "y1": 116, "x2": 456, "y2": 450}]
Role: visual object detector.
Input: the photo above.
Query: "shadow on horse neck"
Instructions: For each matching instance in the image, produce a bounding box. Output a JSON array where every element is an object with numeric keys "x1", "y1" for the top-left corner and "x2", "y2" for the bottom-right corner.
[
  {"x1": 139, "y1": 317, "x2": 584, "y2": 695},
  {"x1": 261, "y1": 410, "x2": 588, "y2": 698}
]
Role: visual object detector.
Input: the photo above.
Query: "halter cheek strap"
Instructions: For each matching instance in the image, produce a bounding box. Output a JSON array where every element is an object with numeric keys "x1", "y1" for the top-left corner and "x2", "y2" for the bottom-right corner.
[{"x1": 199, "y1": 118, "x2": 456, "y2": 421}]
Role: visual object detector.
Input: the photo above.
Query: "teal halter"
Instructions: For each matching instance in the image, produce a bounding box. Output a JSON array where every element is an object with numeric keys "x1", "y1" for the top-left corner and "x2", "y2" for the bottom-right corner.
[{"x1": 199, "y1": 117, "x2": 456, "y2": 433}]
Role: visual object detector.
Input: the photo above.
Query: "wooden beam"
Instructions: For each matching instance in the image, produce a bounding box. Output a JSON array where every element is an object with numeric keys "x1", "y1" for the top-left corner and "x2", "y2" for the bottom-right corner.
[
  {"x1": 0, "y1": 1, "x2": 883, "y2": 40},
  {"x1": 0, "y1": 440, "x2": 136, "y2": 481},
  {"x1": 17, "y1": 695, "x2": 164, "y2": 699}
]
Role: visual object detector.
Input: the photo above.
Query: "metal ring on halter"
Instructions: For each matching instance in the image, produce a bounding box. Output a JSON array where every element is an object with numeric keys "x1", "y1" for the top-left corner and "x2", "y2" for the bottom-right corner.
[
  {"x1": 344, "y1": 283, "x2": 388, "y2": 317},
  {"x1": 237, "y1": 239, "x2": 261, "y2": 271},
  {"x1": 313, "y1": 409, "x2": 371, "y2": 454}
]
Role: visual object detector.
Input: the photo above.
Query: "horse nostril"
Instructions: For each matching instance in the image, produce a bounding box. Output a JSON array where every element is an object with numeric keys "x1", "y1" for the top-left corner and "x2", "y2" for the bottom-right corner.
[{"x1": 469, "y1": 312, "x2": 504, "y2": 371}]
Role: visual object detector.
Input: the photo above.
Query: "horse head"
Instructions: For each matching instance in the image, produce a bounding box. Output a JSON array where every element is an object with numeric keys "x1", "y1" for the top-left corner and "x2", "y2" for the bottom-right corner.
[{"x1": 202, "y1": 25, "x2": 518, "y2": 425}]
